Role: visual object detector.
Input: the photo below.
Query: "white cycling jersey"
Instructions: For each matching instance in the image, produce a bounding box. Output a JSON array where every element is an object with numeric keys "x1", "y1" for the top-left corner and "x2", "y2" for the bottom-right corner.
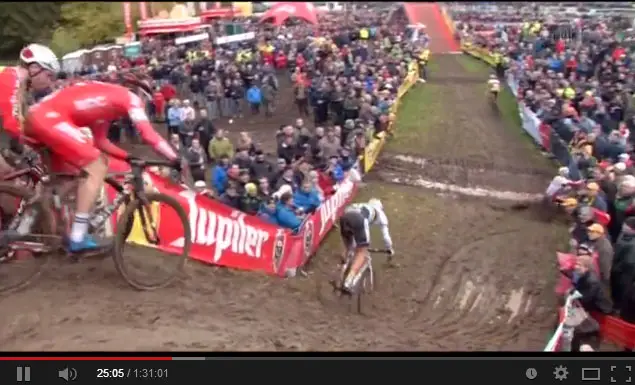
[{"x1": 346, "y1": 203, "x2": 393, "y2": 249}]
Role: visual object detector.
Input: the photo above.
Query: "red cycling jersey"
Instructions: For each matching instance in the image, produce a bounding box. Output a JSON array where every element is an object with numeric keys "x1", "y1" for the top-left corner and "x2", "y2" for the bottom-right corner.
[
  {"x1": 0, "y1": 66, "x2": 25, "y2": 137},
  {"x1": 25, "y1": 81, "x2": 177, "y2": 170}
]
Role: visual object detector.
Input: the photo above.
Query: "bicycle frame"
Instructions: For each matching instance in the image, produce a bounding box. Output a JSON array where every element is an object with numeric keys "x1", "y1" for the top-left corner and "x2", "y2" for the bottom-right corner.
[
  {"x1": 6, "y1": 159, "x2": 175, "y2": 253},
  {"x1": 544, "y1": 290, "x2": 583, "y2": 352}
]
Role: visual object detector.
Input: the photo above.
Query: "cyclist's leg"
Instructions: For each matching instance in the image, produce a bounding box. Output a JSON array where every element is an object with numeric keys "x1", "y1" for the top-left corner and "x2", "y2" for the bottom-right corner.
[
  {"x1": 338, "y1": 214, "x2": 355, "y2": 262},
  {"x1": 26, "y1": 116, "x2": 109, "y2": 250},
  {"x1": 343, "y1": 216, "x2": 370, "y2": 290}
]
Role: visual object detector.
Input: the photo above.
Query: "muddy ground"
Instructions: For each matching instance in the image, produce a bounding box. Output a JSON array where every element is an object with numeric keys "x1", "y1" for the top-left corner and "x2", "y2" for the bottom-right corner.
[{"x1": 0, "y1": 54, "x2": 566, "y2": 351}]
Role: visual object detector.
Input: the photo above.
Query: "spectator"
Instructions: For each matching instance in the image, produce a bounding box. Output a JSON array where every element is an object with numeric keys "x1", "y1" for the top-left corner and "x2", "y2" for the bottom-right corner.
[
  {"x1": 246, "y1": 82, "x2": 263, "y2": 115},
  {"x1": 611, "y1": 217, "x2": 635, "y2": 312},
  {"x1": 276, "y1": 192, "x2": 302, "y2": 232},
  {"x1": 319, "y1": 127, "x2": 342, "y2": 160},
  {"x1": 205, "y1": 77, "x2": 222, "y2": 120},
  {"x1": 220, "y1": 183, "x2": 241, "y2": 209},
  {"x1": 186, "y1": 138, "x2": 207, "y2": 182},
  {"x1": 250, "y1": 150, "x2": 274, "y2": 181},
  {"x1": 257, "y1": 176, "x2": 273, "y2": 200},
  {"x1": 195, "y1": 109, "x2": 214, "y2": 160},
  {"x1": 308, "y1": 170, "x2": 326, "y2": 202},
  {"x1": 326, "y1": 155, "x2": 345, "y2": 183},
  {"x1": 237, "y1": 131, "x2": 257, "y2": 156},
  {"x1": 169, "y1": 133, "x2": 183, "y2": 155},
  {"x1": 208, "y1": 129, "x2": 234, "y2": 162},
  {"x1": 234, "y1": 147, "x2": 252, "y2": 171},
  {"x1": 276, "y1": 167, "x2": 299, "y2": 191},
  {"x1": 309, "y1": 126, "x2": 325, "y2": 156},
  {"x1": 294, "y1": 81, "x2": 309, "y2": 116},
  {"x1": 212, "y1": 154, "x2": 230, "y2": 195},
  {"x1": 179, "y1": 99, "x2": 196, "y2": 146},
  {"x1": 261, "y1": 75, "x2": 276, "y2": 117},
  {"x1": 278, "y1": 134, "x2": 299, "y2": 165},
  {"x1": 293, "y1": 179, "x2": 321, "y2": 214},
  {"x1": 258, "y1": 196, "x2": 278, "y2": 225},
  {"x1": 194, "y1": 180, "x2": 215, "y2": 199},
  {"x1": 231, "y1": 78, "x2": 244, "y2": 119},
  {"x1": 236, "y1": 170, "x2": 251, "y2": 194},
  {"x1": 167, "y1": 99, "x2": 182, "y2": 136},
  {"x1": 152, "y1": 87, "x2": 165, "y2": 122},
  {"x1": 240, "y1": 182, "x2": 261, "y2": 215},
  {"x1": 222, "y1": 78, "x2": 234, "y2": 118},
  {"x1": 586, "y1": 224, "x2": 613, "y2": 289}
]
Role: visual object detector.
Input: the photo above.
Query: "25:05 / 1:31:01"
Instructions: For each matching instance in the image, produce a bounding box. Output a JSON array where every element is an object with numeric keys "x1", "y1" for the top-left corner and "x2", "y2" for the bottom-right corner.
[{"x1": 97, "y1": 368, "x2": 169, "y2": 379}]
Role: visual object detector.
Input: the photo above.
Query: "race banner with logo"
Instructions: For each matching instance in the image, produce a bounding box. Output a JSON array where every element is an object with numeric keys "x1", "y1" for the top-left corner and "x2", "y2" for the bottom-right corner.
[{"x1": 124, "y1": 173, "x2": 358, "y2": 277}]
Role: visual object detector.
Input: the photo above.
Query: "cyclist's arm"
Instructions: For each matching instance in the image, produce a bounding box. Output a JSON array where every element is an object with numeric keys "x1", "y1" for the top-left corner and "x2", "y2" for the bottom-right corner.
[
  {"x1": 376, "y1": 210, "x2": 393, "y2": 250},
  {"x1": 92, "y1": 120, "x2": 130, "y2": 160},
  {"x1": 126, "y1": 92, "x2": 177, "y2": 161}
]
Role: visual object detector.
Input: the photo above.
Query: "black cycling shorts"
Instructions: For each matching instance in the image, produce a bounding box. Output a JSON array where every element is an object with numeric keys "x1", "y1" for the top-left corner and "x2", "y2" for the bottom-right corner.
[{"x1": 339, "y1": 210, "x2": 370, "y2": 247}]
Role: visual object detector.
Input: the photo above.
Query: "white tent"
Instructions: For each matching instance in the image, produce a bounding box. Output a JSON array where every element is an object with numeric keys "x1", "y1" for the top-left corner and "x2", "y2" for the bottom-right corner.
[{"x1": 61, "y1": 49, "x2": 88, "y2": 73}]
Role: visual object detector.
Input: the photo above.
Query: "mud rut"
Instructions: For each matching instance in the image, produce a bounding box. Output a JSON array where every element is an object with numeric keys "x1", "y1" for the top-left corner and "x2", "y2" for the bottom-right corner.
[{"x1": 0, "y1": 57, "x2": 562, "y2": 351}]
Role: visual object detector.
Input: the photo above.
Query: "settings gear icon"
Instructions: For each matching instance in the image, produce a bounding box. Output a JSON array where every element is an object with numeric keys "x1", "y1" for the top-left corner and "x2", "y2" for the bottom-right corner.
[{"x1": 553, "y1": 365, "x2": 569, "y2": 381}]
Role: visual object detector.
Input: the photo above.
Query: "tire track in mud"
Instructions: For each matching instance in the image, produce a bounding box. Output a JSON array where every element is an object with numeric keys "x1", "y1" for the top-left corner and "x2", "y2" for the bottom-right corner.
[{"x1": 376, "y1": 153, "x2": 549, "y2": 197}]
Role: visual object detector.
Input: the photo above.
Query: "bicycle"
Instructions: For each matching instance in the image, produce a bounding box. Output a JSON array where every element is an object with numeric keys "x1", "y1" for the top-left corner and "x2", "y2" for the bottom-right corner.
[
  {"x1": 0, "y1": 157, "x2": 191, "y2": 293},
  {"x1": 318, "y1": 248, "x2": 391, "y2": 314},
  {"x1": 544, "y1": 290, "x2": 583, "y2": 352}
]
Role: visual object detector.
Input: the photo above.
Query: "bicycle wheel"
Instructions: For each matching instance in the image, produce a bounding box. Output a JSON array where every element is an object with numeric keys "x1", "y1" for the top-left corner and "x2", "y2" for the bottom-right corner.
[
  {"x1": 113, "y1": 192, "x2": 190, "y2": 290},
  {"x1": 355, "y1": 264, "x2": 376, "y2": 315},
  {"x1": 0, "y1": 183, "x2": 54, "y2": 293}
]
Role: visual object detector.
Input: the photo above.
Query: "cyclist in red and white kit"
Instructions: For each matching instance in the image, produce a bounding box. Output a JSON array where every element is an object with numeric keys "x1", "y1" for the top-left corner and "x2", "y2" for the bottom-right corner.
[{"x1": 1, "y1": 44, "x2": 179, "y2": 252}]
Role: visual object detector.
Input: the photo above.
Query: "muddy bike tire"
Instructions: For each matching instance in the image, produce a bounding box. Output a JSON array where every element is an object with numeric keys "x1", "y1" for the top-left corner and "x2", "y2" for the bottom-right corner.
[
  {"x1": 355, "y1": 265, "x2": 375, "y2": 315},
  {"x1": 113, "y1": 192, "x2": 190, "y2": 290},
  {"x1": 0, "y1": 183, "x2": 54, "y2": 294}
]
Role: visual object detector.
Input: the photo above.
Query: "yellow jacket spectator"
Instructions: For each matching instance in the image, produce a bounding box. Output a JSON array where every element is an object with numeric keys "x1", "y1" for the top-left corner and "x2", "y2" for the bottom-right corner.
[
  {"x1": 208, "y1": 135, "x2": 235, "y2": 161},
  {"x1": 564, "y1": 87, "x2": 575, "y2": 100},
  {"x1": 360, "y1": 28, "x2": 369, "y2": 40}
]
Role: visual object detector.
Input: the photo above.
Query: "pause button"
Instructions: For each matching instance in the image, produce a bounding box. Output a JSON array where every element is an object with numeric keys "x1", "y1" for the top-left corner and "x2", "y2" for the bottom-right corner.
[{"x1": 17, "y1": 366, "x2": 31, "y2": 382}]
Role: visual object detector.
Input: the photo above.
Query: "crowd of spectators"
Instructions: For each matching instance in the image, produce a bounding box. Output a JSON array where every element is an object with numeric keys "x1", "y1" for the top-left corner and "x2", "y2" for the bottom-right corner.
[
  {"x1": 62, "y1": 8, "x2": 424, "y2": 234},
  {"x1": 453, "y1": 7, "x2": 635, "y2": 350}
]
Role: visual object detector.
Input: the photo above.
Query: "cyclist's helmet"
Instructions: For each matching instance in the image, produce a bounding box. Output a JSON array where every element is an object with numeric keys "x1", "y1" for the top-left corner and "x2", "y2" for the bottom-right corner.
[
  {"x1": 489, "y1": 74, "x2": 496, "y2": 79},
  {"x1": 368, "y1": 198, "x2": 383, "y2": 212},
  {"x1": 19, "y1": 44, "x2": 60, "y2": 74}
]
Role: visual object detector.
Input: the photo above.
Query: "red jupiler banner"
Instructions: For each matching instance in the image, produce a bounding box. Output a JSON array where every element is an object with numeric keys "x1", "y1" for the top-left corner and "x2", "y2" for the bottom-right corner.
[{"x1": 124, "y1": 173, "x2": 358, "y2": 277}]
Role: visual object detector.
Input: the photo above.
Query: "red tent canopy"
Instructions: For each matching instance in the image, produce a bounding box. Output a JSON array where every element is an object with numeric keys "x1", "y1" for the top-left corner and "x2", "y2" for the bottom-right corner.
[{"x1": 259, "y1": 2, "x2": 318, "y2": 26}]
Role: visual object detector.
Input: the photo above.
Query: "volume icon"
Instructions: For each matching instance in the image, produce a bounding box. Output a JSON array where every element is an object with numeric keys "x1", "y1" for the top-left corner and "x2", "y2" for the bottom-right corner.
[{"x1": 58, "y1": 368, "x2": 78, "y2": 382}]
